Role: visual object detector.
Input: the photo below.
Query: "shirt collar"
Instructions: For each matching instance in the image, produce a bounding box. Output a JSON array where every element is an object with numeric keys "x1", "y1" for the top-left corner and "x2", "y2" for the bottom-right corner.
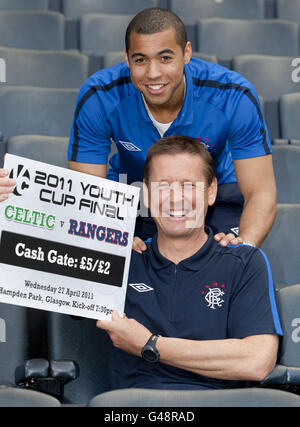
[{"x1": 147, "y1": 226, "x2": 217, "y2": 271}]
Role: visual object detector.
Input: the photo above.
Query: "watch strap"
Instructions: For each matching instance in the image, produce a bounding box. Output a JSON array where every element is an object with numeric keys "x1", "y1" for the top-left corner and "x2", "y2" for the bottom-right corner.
[
  {"x1": 146, "y1": 334, "x2": 159, "y2": 347},
  {"x1": 141, "y1": 334, "x2": 160, "y2": 362}
]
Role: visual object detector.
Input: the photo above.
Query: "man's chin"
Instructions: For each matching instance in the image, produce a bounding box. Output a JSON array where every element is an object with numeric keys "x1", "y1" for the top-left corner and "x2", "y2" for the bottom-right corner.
[{"x1": 158, "y1": 222, "x2": 204, "y2": 239}]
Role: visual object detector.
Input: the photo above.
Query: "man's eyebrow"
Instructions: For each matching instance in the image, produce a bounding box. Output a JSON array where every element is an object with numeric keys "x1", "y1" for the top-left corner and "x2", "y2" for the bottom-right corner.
[
  {"x1": 158, "y1": 49, "x2": 175, "y2": 55},
  {"x1": 131, "y1": 52, "x2": 146, "y2": 59},
  {"x1": 131, "y1": 49, "x2": 176, "y2": 59}
]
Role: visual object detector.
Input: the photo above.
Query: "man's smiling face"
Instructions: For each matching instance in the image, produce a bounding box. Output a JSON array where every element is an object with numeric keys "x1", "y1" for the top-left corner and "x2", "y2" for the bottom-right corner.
[
  {"x1": 125, "y1": 28, "x2": 192, "y2": 112},
  {"x1": 144, "y1": 152, "x2": 217, "y2": 240}
]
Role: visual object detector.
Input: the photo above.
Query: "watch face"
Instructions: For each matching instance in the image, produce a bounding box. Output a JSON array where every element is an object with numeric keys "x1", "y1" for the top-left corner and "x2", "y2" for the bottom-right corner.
[{"x1": 142, "y1": 348, "x2": 158, "y2": 363}]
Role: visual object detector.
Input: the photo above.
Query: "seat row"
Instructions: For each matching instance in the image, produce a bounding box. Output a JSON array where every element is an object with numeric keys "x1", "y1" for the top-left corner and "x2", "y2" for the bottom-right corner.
[
  {"x1": 1, "y1": 281, "x2": 300, "y2": 405},
  {"x1": 1, "y1": 0, "x2": 299, "y2": 22},
  {"x1": 0, "y1": 9, "x2": 299, "y2": 57},
  {"x1": 0, "y1": 47, "x2": 298, "y2": 90},
  {"x1": 1, "y1": 384, "x2": 300, "y2": 407},
  {"x1": 0, "y1": 85, "x2": 299, "y2": 152},
  {"x1": 0, "y1": 48, "x2": 299, "y2": 139}
]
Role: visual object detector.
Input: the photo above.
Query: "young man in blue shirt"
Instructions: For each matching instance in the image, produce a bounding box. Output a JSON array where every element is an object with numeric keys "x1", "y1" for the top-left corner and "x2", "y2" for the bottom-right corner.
[
  {"x1": 0, "y1": 8, "x2": 277, "y2": 249},
  {"x1": 97, "y1": 135, "x2": 281, "y2": 391},
  {"x1": 67, "y1": 7, "x2": 277, "y2": 249}
]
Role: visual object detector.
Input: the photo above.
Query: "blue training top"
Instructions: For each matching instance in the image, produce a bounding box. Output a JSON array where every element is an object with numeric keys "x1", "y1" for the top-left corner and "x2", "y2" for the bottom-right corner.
[
  {"x1": 107, "y1": 228, "x2": 282, "y2": 391},
  {"x1": 68, "y1": 58, "x2": 271, "y2": 186}
]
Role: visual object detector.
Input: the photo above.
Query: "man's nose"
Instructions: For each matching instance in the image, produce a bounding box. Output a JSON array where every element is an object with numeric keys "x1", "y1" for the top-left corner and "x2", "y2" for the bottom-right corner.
[
  {"x1": 146, "y1": 60, "x2": 162, "y2": 80},
  {"x1": 170, "y1": 182, "x2": 185, "y2": 204}
]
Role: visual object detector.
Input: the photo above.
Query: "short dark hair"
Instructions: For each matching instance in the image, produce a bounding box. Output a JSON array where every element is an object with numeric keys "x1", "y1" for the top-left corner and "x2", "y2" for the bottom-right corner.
[
  {"x1": 125, "y1": 8, "x2": 187, "y2": 52},
  {"x1": 144, "y1": 135, "x2": 216, "y2": 186}
]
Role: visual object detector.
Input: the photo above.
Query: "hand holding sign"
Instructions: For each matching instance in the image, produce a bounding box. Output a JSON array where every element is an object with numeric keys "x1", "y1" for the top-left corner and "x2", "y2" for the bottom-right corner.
[{"x1": 0, "y1": 167, "x2": 16, "y2": 202}]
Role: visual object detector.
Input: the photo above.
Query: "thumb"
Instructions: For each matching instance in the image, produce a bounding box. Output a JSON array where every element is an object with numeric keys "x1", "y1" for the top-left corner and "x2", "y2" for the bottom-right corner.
[
  {"x1": 133, "y1": 236, "x2": 147, "y2": 253},
  {"x1": 96, "y1": 319, "x2": 112, "y2": 330},
  {"x1": 112, "y1": 310, "x2": 121, "y2": 320}
]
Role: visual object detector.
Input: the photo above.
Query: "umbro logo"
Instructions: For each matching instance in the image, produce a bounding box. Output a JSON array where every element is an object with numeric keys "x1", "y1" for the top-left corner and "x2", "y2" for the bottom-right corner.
[
  {"x1": 119, "y1": 141, "x2": 141, "y2": 152},
  {"x1": 230, "y1": 227, "x2": 239, "y2": 236},
  {"x1": 129, "y1": 283, "x2": 154, "y2": 293}
]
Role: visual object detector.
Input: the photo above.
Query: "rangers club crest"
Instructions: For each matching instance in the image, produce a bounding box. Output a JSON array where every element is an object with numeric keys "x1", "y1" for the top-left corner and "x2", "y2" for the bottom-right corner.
[{"x1": 201, "y1": 282, "x2": 227, "y2": 310}]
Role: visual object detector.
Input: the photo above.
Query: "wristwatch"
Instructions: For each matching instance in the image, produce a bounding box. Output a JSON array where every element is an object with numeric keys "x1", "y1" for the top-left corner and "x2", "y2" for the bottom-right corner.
[{"x1": 141, "y1": 334, "x2": 160, "y2": 363}]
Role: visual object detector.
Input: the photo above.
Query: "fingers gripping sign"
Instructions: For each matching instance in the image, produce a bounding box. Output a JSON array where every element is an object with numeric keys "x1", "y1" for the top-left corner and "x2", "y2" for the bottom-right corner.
[
  {"x1": 97, "y1": 310, "x2": 152, "y2": 357},
  {"x1": 214, "y1": 232, "x2": 243, "y2": 247},
  {"x1": 0, "y1": 168, "x2": 16, "y2": 202}
]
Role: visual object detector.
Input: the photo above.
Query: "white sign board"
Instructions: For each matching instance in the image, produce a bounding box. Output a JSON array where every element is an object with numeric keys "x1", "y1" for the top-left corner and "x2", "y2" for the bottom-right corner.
[{"x1": 0, "y1": 154, "x2": 140, "y2": 320}]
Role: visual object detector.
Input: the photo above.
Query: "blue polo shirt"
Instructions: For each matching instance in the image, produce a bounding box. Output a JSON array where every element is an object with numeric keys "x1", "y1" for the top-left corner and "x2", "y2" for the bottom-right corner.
[
  {"x1": 68, "y1": 58, "x2": 271, "y2": 186},
  {"x1": 107, "y1": 228, "x2": 282, "y2": 391}
]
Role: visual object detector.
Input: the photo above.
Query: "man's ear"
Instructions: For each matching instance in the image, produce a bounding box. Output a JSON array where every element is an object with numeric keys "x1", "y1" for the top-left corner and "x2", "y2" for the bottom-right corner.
[
  {"x1": 124, "y1": 48, "x2": 129, "y2": 68},
  {"x1": 207, "y1": 177, "x2": 218, "y2": 207},
  {"x1": 143, "y1": 180, "x2": 149, "y2": 209},
  {"x1": 184, "y1": 41, "x2": 192, "y2": 65}
]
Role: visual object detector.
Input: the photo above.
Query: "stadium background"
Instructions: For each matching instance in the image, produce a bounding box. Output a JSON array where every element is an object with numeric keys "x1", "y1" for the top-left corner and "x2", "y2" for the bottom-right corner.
[{"x1": 0, "y1": 0, "x2": 299, "y2": 407}]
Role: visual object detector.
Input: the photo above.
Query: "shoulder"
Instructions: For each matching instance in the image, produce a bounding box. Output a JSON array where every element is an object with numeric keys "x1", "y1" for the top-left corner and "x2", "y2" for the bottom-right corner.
[
  {"x1": 216, "y1": 242, "x2": 271, "y2": 272},
  {"x1": 87, "y1": 62, "x2": 131, "y2": 89},
  {"x1": 81, "y1": 62, "x2": 130, "y2": 89},
  {"x1": 188, "y1": 57, "x2": 254, "y2": 90},
  {"x1": 75, "y1": 62, "x2": 135, "y2": 110},
  {"x1": 187, "y1": 58, "x2": 259, "y2": 114}
]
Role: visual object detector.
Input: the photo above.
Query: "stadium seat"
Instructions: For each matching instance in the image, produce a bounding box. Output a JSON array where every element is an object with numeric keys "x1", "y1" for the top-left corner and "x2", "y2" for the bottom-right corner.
[
  {"x1": 170, "y1": 0, "x2": 265, "y2": 48},
  {"x1": 47, "y1": 314, "x2": 110, "y2": 404},
  {"x1": 6, "y1": 135, "x2": 69, "y2": 169},
  {"x1": 233, "y1": 55, "x2": 300, "y2": 140},
  {"x1": 192, "y1": 52, "x2": 218, "y2": 63},
  {"x1": 79, "y1": 13, "x2": 133, "y2": 56},
  {"x1": 0, "y1": 304, "x2": 31, "y2": 385},
  {"x1": 272, "y1": 144, "x2": 300, "y2": 203},
  {"x1": 262, "y1": 204, "x2": 300, "y2": 287},
  {"x1": 89, "y1": 387, "x2": 300, "y2": 407},
  {"x1": 64, "y1": 0, "x2": 159, "y2": 49},
  {"x1": 276, "y1": 0, "x2": 300, "y2": 25},
  {"x1": 0, "y1": 0, "x2": 49, "y2": 10},
  {"x1": 0, "y1": 47, "x2": 89, "y2": 88},
  {"x1": 0, "y1": 86, "x2": 78, "y2": 142},
  {"x1": 197, "y1": 18, "x2": 299, "y2": 67},
  {"x1": 0, "y1": 11, "x2": 65, "y2": 50},
  {"x1": 280, "y1": 93, "x2": 300, "y2": 141},
  {"x1": 0, "y1": 385, "x2": 61, "y2": 407},
  {"x1": 102, "y1": 51, "x2": 126, "y2": 69},
  {"x1": 62, "y1": 0, "x2": 159, "y2": 19},
  {"x1": 276, "y1": 285, "x2": 300, "y2": 370},
  {"x1": 233, "y1": 55, "x2": 299, "y2": 103},
  {"x1": 170, "y1": 0, "x2": 265, "y2": 26},
  {"x1": 263, "y1": 284, "x2": 300, "y2": 387}
]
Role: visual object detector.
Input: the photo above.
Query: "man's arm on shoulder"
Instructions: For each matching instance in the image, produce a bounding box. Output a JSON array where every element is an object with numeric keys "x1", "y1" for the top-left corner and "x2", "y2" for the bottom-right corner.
[
  {"x1": 68, "y1": 160, "x2": 107, "y2": 178},
  {"x1": 233, "y1": 154, "x2": 277, "y2": 247}
]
